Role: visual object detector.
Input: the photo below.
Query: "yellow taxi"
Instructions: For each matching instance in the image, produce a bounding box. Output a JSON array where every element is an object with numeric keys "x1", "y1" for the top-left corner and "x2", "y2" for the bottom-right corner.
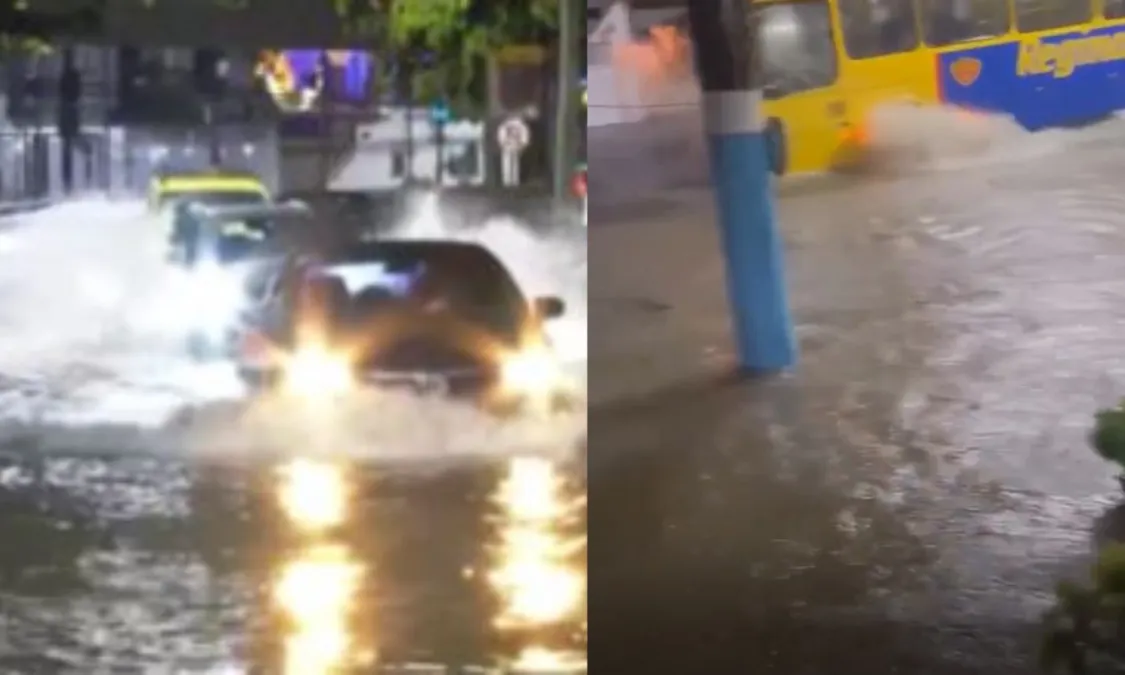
[
  {"x1": 148, "y1": 170, "x2": 270, "y2": 214},
  {"x1": 148, "y1": 169, "x2": 271, "y2": 243}
]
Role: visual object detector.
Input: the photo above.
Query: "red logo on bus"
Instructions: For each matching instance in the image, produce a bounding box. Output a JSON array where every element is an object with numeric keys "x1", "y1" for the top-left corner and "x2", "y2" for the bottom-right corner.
[{"x1": 950, "y1": 57, "x2": 982, "y2": 87}]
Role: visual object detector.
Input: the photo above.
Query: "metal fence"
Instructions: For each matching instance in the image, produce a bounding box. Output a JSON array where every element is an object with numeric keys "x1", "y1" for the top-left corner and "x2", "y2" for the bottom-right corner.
[
  {"x1": 120, "y1": 124, "x2": 281, "y2": 194},
  {"x1": 0, "y1": 122, "x2": 282, "y2": 202},
  {"x1": 0, "y1": 126, "x2": 111, "y2": 203}
]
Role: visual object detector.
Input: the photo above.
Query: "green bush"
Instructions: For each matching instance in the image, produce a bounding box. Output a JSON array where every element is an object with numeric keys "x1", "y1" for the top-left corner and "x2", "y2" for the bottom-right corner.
[
  {"x1": 1041, "y1": 545, "x2": 1125, "y2": 673},
  {"x1": 1092, "y1": 404, "x2": 1125, "y2": 467}
]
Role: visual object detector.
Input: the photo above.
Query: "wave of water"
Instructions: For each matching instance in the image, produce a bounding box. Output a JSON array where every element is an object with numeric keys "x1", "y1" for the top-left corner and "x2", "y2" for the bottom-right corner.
[
  {"x1": 862, "y1": 103, "x2": 1125, "y2": 174},
  {"x1": 0, "y1": 196, "x2": 587, "y2": 464}
]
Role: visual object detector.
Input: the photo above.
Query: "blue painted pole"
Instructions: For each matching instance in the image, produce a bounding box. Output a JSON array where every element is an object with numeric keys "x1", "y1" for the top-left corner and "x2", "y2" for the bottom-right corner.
[{"x1": 686, "y1": 0, "x2": 796, "y2": 373}]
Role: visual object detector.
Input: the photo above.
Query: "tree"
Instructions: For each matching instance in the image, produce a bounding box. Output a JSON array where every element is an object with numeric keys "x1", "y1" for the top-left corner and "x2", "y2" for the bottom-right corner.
[
  {"x1": 0, "y1": 34, "x2": 48, "y2": 58},
  {"x1": 1042, "y1": 545, "x2": 1125, "y2": 673},
  {"x1": 370, "y1": 0, "x2": 559, "y2": 115}
]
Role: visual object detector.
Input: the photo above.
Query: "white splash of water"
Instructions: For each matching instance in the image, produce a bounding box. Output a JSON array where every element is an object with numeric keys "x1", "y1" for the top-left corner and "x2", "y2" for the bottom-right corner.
[{"x1": 0, "y1": 194, "x2": 586, "y2": 465}]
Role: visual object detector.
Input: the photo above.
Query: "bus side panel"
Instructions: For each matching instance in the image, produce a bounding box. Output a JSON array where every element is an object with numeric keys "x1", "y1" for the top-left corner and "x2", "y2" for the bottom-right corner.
[
  {"x1": 761, "y1": 51, "x2": 940, "y2": 173},
  {"x1": 939, "y1": 26, "x2": 1125, "y2": 131},
  {"x1": 842, "y1": 51, "x2": 940, "y2": 119},
  {"x1": 761, "y1": 91, "x2": 850, "y2": 174},
  {"x1": 1107, "y1": 22, "x2": 1125, "y2": 114},
  {"x1": 1030, "y1": 25, "x2": 1125, "y2": 127},
  {"x1": 936, "y1": 43, "x2": 1028, "y2": 123}
]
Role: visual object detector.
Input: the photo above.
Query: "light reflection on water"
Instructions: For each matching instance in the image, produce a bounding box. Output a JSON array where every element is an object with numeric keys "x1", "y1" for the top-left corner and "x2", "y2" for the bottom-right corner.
[
  {"x1": 273, "y1": 459, "x2": 367, "y2": 674},
  {"x1": 277, "y1": 458, "x2": 349, "y2": 533},
  {"x1": 275, "y1": 543, "x2": 365, "y2": 675},
  {"x1": 265, "y1": 455, "x2": 587, "y2": 673},
  {"x1": 490, "y1": 457, "x2": 587, "y2": 672}
]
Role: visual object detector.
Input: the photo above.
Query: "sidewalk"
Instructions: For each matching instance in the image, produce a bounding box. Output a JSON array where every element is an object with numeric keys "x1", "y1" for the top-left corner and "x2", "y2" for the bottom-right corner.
[{"x1": 588, "y1": 178, "x2": 906, "y2": 407}]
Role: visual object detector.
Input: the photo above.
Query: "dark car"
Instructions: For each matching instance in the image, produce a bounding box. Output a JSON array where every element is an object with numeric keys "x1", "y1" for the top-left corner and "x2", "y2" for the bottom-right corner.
[
  {"x1": 168, "y1": 199, "x2": 314, "y2": 266},
  {"x1": 231, "y1": 239, "x2": 572, "y2": 415},
  {"x1": 169, "y1": 201, "x2": 313, "y2": 359}
]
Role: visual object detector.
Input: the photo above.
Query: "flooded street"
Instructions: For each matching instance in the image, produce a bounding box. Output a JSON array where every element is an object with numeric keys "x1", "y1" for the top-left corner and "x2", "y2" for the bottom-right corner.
[
  {"x1": 0, "y1": 200, "x2": 587, "y2": 673},
  {"x1": 0, "y1": 454, "x2": 586, "y2": 672},
  {"x1": 589, "y1": 116, "x2": 1125, "y2": 672}
]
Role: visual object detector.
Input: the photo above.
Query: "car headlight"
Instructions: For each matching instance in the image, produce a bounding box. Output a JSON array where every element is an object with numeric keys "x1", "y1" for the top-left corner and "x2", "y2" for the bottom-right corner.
[
  {"x1": 500, "y1": 347, "x2": 564, "y2": 398},
  {"x1": 284, "y1": 347, "x2": 352, "y2": 397}
]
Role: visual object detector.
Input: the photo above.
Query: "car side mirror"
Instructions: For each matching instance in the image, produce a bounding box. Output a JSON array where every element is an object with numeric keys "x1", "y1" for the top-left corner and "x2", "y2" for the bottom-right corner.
[{"x1": 533, "y1": 296, "x2": 565, "y2": 319}]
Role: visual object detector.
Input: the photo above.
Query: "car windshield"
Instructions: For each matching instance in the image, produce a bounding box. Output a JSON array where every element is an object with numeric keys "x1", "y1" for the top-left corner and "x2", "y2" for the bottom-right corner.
[
  {"x1": 315, "y1": 245, "x2": 528, "y2": 340},
  {"x1": 215, "y1": 217, "x2": 277, "y2": 263}
]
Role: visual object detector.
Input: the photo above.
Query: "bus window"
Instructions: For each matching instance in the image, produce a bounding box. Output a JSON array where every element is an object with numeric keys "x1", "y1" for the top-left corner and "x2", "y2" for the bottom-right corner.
[
  {"x1": 1105, "y1": 0, "x2": 1125, "y2": 19},
  {"x1": 836, "y1": 0, "x2": 919, "y2": 59},
  {"x1": 922, "y1": 0, "x2": 1009, "y2": 47},
  {"x1": 1014, "y1": 0, "x2": 1091, "y2": 32},
  {"x1": 758, "y1": 2, "x2": 838, "y2": 97}
]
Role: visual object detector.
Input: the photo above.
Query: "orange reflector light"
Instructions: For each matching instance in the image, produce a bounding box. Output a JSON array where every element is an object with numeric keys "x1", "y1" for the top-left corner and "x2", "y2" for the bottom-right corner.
[{"x1": 840, "y1": 124, "x2": 868, "y2": 146}]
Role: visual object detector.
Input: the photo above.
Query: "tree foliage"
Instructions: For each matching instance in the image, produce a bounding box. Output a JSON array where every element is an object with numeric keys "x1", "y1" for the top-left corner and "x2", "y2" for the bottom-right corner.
[
  {"x1": 371, "y1": 0, "x2": 558, "y2": 114},
  {"x1": 1042, "y1": 545, "x2": 1125, "y2": 673},
  {"x1": 1093, "y1": 402, "x2": 1125, "y2": 469},
  {"x1": 386, "y1": 0, "x2": 557, "y2": 54}
]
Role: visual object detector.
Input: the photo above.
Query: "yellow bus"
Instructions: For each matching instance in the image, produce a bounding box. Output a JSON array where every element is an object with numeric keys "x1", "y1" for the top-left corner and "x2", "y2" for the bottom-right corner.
[{"x1": 757, "y1": 0, "x2": 1125, "y2": 174}]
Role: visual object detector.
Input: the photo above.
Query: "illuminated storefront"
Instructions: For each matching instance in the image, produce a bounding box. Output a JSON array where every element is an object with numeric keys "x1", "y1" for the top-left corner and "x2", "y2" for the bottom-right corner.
[{"x1": 255, "y1": 49, "x2": 373, "y2": 112}]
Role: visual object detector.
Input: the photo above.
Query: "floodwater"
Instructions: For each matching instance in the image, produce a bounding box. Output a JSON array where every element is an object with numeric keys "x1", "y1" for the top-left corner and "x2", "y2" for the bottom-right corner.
[
  {"x1": 0, "y1": 454, "x2": 586, "y2": 673},
  {"x1": 589, "y1": 108, "x2": 1125, "y2": 672},
  {"x1": 0, "y1": 198, "x2": 587, "y2": 673}
]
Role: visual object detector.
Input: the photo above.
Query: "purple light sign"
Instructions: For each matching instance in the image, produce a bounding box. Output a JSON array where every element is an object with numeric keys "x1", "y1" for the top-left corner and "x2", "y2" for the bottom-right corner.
[{"x1": 273, "y1": 49, "x2": 374, "y2": 103}]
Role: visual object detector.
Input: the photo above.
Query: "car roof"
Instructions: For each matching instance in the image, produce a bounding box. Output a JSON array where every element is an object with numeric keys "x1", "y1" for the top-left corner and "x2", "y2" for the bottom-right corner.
[{"x1": 160, "y1": 177, "x2": 268, "y2": 195}]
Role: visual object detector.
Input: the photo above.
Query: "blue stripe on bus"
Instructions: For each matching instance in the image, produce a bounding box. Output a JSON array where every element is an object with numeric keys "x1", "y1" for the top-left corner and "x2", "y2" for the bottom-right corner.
[{"x1": 938, "y1": 24, "x2": 1125, "y2": 130}]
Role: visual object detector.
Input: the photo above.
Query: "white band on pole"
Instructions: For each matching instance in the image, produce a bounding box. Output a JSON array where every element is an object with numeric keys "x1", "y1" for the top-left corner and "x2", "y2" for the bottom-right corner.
[{"x1": 702, "y1": 90, "x2": 765, "y2": 135}]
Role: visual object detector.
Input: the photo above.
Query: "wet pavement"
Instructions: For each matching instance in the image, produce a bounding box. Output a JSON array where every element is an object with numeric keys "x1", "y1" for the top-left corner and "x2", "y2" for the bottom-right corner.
[
  {"x1": 0, "y1": 452, "x2": 586, "y2": 673},
  {"x1": 589, "y1": 124, "x2": 1125, "y2": 672}
]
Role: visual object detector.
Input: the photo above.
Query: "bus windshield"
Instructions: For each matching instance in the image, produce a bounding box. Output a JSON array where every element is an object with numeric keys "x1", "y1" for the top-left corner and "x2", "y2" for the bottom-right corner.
[{"x1": 758, "y1": 1, "x2": 838, "y2": 99}]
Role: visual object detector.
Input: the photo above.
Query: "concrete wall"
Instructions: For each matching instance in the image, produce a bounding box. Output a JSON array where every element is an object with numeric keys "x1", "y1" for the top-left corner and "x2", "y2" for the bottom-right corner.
[
  {"x1": 586, "y1": 109, "x2": 710, "y2": 210},
  {"x1": 586, "y1": 1, "x2": 711, "y2": 210}
]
